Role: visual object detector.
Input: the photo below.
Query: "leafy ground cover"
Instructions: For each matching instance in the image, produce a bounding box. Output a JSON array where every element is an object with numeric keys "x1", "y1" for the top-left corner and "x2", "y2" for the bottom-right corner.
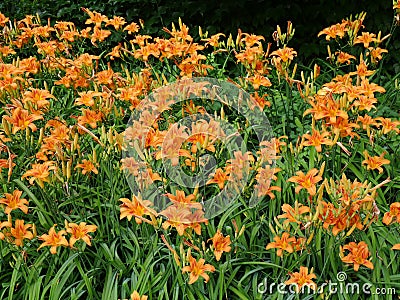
[{"x1": 0, "y1": 2, "x2": 400, "y2": 300}]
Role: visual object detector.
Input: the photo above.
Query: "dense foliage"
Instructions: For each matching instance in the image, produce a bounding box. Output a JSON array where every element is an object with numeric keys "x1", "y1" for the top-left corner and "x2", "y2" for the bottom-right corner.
[{"x1": 0, "y1": 2, "x2": 400, "y2": 300}]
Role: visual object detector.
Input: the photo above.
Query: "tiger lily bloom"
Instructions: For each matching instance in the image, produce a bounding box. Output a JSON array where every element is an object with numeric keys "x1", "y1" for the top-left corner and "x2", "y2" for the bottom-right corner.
[
  {"x1": 340, "y1": 241, "x2": 373, "y2": 271},
  {"x1": 266, "y1": 232, "x2": 296, "y2": 257},
  {"x1": 0, "y1": 190, "x2": 29, "y2": 215},
  {"x1": 278, "y1": 202, "x2": 310, "y2": 225},
  {"x1": 382, "y1": 202, "x2": 400, "y2": 225},
  {"x1": 207, "y1": 168, "x2": 230, "y2": 190},
  {"x1": 130, "y1": 291, "x2": 148, "y2": 300},
  {"x1": 288, "y1": 168, "x2": 323, "y2": 196},
  {"x1": 22, "y1": 161, "x2": 57, "y2": 188},
  {"x1": 182, "y1": 253, "x2": 215, "y2": 284},
  {"x1": 119, "y1": 196, "x2": 153, "y2": 224},
  {"x1": 38, "y1": 225, "x2": 69, "y2": 254},
  {"x1": 302, "y1": 129, "x2": 333, "y2": 152},
  {"x1": 65, "y1": 221, "x2": 97, "y2": 247},
  {"x1": 75, "y1": 159, "x2": 99, "y2": 175},
  {"x1": 11, "y1": 219, "x2": 34, "y2": 246},
  {"x1": 284, "y1": 266, "x2": 317, "y2": 293},
  {"x1": 3, "y1": 107, "x2": 43, "y2": 134},
  {"x1": 362, "y1": 150, "x2": 390, "y2": 174},
  {"x1": 208, "y1": 230, "x2": 231, "y2": 261}
]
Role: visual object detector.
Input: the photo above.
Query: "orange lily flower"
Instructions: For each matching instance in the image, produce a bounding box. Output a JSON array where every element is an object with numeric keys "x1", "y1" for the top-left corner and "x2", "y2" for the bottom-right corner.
[
  {"x1": 392, "y1": 244, "x2": 400, "y2": 250},
  {"x1": 302, "y1": 129, "x2": 333, "y2": 152},
  {"x1": 160, "y1": 205, "x2": 192, "y2": 235},
  {"x1": 185, "y1": 209, "x2": 208, "y2": 235},
  {"x1": 336, "y1": 51, "x2": 356, "y2": 64},
  {"x1": 358, "y1": 79, "x2": 385, "y2": 98},
  {"x1": 251, "y1": 92, "x2": 271, "y2": 110},
  {"x1": 182, "y1": 209, "x2": 207, "y2": 235},
  {"x1": 78, "y1": 109, "x2": 103, "y2": 129},
  {"x1": 255, "y1": 166, "x2": 281, "y2": 198},
  {"x1": 284, "y1": 266, "x2": 317, "y2": 293},
  {"x1": 202, "y1": 33, "x2": 225, "y2": 47},
  {"x1": 357, "y1": 114, "x2": 379, "y2": 133},
  {"x1": 182, "y1": 253, "x2": 215, "y2": 284},
  {"x1": 353, "y1": 95, "x2": 377, "y2": 111},
  {"x1": 329, "y1": 118, "x2": 360, "y2": 139},
  {"x1": 23, "y1": 88, "x2": 55, "y2": 109},
  {"x1": 375, "y1": 117, "x2": 400, "y2": 134},
  {"x1": 105, "y1": 16, "x2": 126, "y2": 30},
  {"x1": 318, "y1": 23, "x2": 346, "y2": 40},
  {"x1": 382, "y1": 202, "x2": 400, "y2": 225},
  {"x1": 351, "y1": 57, "x2": 375, "y2": 77},
  {"x1": 225, "y1": 151, "x2": 254, "y2": 181},
  {"x1": 270, "y1": 47, "x2": 297, "y2": 62},
  {"x1": 207, "y1": 168, "x2": 230, "y2": 190},
  {"x1": 321, "y1": 99, "x2": 349, "y2": 124},
  {"x1": 208, "y1": 230, "x2": 231, "y2": 261},
  {"x1": 119, "y1": 196, "x2": 153, "y2": 224},
  {"x1": 0, "y1": 46, "x2": 16, "y2": 56},
  {"x1": 182, "y1": 100, "x2": 206, "y2": 116},
  {"x1": 165, "y1": 190, "x2": 201, "y2": 209},
  {"x1": 75, "y1": 91, "x2": 102, "y2": 107},
  {"x1": 354, "y1": 32, "x2": 377, "y2": 48},
  {"x1": 247, "y1": 74, "x2": 272, "y2": 90},
  {"x1": 95, "y1": 69, "x2": 115, "y2": 86},
  {"x1": 11, "y1": 219, "x2": 34, "y2": 246},
  {"x1": 292, "y1": 237, "x2": 306, "y2": 252},
  {"x1": 38, "y1": 225, "x2": 69, "y2": 254},
  {"x1": 0, "y1": 13, "x2": 9, "y2": 26},
  {"x1": 266, "y1": 232, "x2": 296, "y2": 257},
  {"x1": 362, "y1": 150, "x2": 390, "y2": 174},
  {"x1": 341, "y1": 241, "x2": 373, "y2": 271},
  {"x1": 82, "y1": 8, "x2": 108, "y2": 27},
  {"x1": 91, "y1": 27, "x2": 111, "y2": 44},
  {"x1": 288, "y1": 168, "x2": 323, "y2": 196},
  {"x1": 22, "y1": 161, "x2": 57, "y2": 188},
  {"x1": 3, "y1": 107, "x2": 43, "y2": 134},
  {"x1": 75, "y1": 159, "x2": 99, "y2": 175},
  {"x1": 124, "y1": 22, "x2": 140, "y2": 34},
  {"x1": 242, "y1": 33, "x2": 265, "y2": 47},
  {"x1": 322, "y1": 81, "x2": 347, "y2": 94},
  {"x1": 130, "y1": 291, "x2": 148, "y2": 300},
  {"x1": 120, "y1": 157, "x2": 146, "y2": 176},
  {"x1": 0, "y1": 217, "x2": 12, "y2": 241},
  {"x1": 0, "y1": 190, "x2": 29, "y2": 215},
  {"x1": 106, "y1": 44, "x2": 122, "y2": 60},
  {"x1": 368, "y1": 47, "x2": 388, "y2": 64},
  {"x1": 278, "y1": 202, "x2": 310, "y2": 225},
  {"x1": 65, "y1": 221, "x2": 97, "y2": 247}
]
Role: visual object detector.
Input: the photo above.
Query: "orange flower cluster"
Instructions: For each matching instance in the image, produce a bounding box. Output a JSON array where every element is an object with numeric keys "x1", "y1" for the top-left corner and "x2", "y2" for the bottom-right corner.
[
  {"x1": 0, "y1": 190, "x2": 35, "y2": 247},
  {"x1": 319, "y1": 174, "x2": 379, "y2": 236},
  {"x1": 0, "y1": 217, "x2": 35, "y2": 247}
]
